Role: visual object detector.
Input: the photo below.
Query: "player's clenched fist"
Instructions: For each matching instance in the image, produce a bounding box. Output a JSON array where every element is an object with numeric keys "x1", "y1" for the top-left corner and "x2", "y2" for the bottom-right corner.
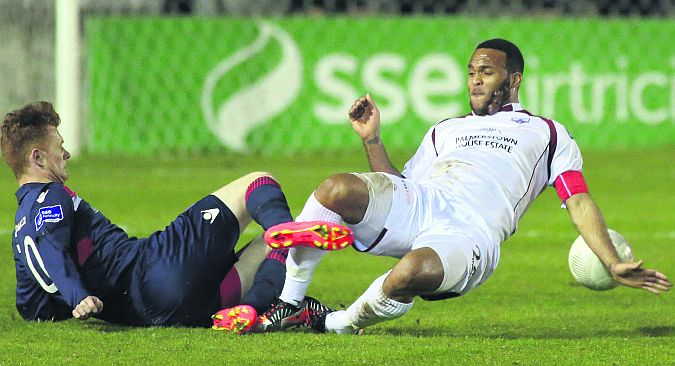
[
  {"x1": 349, "y1": 94, "x2": 381, "y2": 143},
  {"x1": 72, "y1": 296, "x2": 103, "y2": 320}
]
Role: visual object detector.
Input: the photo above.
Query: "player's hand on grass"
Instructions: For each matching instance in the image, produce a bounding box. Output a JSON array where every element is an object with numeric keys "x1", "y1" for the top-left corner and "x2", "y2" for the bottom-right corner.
[
  {"x1": 72, "y1": 296, "x2": 104, "y2": 320},
  {"x1": 610, "y1": 260, "x2": 672, "y2": 295},
  {"x1": 349, "y1": 94, "x2": 381, "y2": 143}
]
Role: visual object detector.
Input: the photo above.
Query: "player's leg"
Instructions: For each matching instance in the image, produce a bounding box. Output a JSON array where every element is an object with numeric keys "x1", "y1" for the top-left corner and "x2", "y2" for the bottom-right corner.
[
  {"x1": 322, "y1": 249, "x2": 443, "y2": 333},
  {"x1": 216, "y1": 173, "x2": 359, "y2": 332},
  {"x1": 211, "y1": 171, "x2": 293, "y2": 233},
  {"x1": 277, "y1": 173, "x2": 370, "y2": 306},
  {"x1": 137, "y1": 172, "x2": 293, "y2": 328},
  {"x1": 276, "y1": 250, "x2": 445, "y2": 334},
  {"x1": 202, "y1": 171, "x2": 293, "y2": 315},
  {"x1": 252, "y1": 174, "x2": 369, "y2": 331},
  {"x1": 281, "y1": 172, "x2": 393, "y2": 308},
  {"x1": 323, "y1": 241, "x2": 473, "y2": 334},
  {"x1": 255, "y1": 193, "x2": 343, "y2": 330},
  {"x1": 297, "y1": 178, "x2": 481, "y2": 334},
  {"x1": 217, "y1": 236, "x2": 273, "y2": 307},
  {"x1": 382, "y1": 247, "x2": 447, "y2": 302},
  {"x1": 213, "y1": 235, "x2": 289, "y2": 333},
  {"x1": 314, "y1": 173, "x2": 371, "y2": 224},
  {"x1": 211, "y1": 171, "x2": 293, "y2": 312},
  {"x1": 236, "y1": 236, "x2": 288, "y2": 312}
]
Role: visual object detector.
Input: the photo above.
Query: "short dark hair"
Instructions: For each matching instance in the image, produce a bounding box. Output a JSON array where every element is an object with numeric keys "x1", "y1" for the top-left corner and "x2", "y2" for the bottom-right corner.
[
  {"x1": 1, "y1": 101, "x2": 60, "y2": 178},
  {"x1": 476, "y1": 38, "x2": 524, "y2": 74}
]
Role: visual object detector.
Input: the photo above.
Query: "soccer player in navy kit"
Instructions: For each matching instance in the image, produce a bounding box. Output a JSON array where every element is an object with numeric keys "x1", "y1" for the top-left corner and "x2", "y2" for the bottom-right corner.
[{"x1": 2, "y1": 101, "x2": 351, "y2": 330}]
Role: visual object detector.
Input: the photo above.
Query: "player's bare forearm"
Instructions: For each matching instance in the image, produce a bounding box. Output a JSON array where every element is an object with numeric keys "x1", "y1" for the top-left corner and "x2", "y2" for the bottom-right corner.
[
  {"x1": 362, "y1": 136, "x2": 402, "y2": 176},
  {"x1": 566, "y1": 193, "x2": 672, "y2": 293},
  {"x1": 565, "y1": 193, "x2": 621, "y2": 269}
]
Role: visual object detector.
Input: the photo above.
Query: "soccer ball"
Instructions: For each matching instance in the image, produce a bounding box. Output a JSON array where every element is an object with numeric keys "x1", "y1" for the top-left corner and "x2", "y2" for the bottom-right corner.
[{"x1": 568, "y1": 229, "x2": 634, "y2": 291}]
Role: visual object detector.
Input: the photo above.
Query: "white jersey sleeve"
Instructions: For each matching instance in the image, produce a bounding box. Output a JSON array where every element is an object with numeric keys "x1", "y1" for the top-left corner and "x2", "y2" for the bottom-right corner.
[{"x1": 548, "y1": 121, "x2": 583, "y2": 186}]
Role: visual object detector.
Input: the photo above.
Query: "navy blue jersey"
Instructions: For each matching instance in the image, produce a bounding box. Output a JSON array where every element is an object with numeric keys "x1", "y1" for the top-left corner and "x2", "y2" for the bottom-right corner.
[
  {"x1": 12, "y1": 182, "x2": 144, "y2": 322},
  {"x1": 11, "y1": 182, "x2": 240, "y2": 326}
]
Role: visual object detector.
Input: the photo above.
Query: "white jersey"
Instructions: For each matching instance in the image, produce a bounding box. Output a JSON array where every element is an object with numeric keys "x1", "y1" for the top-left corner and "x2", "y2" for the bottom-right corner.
[{"x1": 401, "y1": 103, "x2": 582, "y2": 244}]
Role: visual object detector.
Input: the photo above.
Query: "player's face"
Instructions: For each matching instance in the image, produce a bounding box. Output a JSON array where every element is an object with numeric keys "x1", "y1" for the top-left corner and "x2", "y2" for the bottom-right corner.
[
  {"x1": 40, "y1": 126, "x2": 70, "y2": 183},
  {"x1": 468, "y1": 48, "x2": 511, "y2": 116}
]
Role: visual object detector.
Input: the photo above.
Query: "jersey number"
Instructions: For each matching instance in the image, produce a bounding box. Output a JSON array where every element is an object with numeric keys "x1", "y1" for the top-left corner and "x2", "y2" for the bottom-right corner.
[{"x1": 23, "y1": 236, "x2": 58, "y2": 293}]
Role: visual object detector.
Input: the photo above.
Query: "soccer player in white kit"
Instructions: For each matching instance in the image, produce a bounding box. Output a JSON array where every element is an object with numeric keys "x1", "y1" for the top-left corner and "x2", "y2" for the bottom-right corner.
[{"x1": 254, "y1": 38, "x2": 671, "y2": 334}]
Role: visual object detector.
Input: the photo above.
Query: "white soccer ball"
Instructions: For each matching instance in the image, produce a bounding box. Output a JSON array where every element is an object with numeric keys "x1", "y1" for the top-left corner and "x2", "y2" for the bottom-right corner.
[{"x1": 568, "y1": 229, "x2": 634, "y2": 291}]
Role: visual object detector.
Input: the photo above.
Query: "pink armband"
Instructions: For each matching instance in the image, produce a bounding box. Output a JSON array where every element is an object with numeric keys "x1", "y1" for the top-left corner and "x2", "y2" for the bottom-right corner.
[{"x1": 554, "y1": 171, "x2": 588, "y2": 203}]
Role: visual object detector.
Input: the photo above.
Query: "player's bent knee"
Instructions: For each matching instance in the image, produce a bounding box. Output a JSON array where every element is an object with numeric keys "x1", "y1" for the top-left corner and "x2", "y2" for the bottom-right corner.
[
  {"x1": 242, "y1": 171, "x2": 277, "y2": 186},
  {"x1": 215, "y1": 172, "x2": 277, "y2": 192},
  {"x1": 385, "y1": 266, "x2": 417, "y2": 295},
  {"x1": 212, "y1": 172, "x2": 278, "y2": 207},
  {"x1": 230, "y1": 171, "x2": 278, "y2": 190},
  {"x1": 384, "y1": 249, "x2": 444, "y2": 299},
  {"x1": 315, "y1": 174, "x2": 368, "y2": 217},
  {"x1": 316, "y1": 174, "x2": 352, "y2": 204}
]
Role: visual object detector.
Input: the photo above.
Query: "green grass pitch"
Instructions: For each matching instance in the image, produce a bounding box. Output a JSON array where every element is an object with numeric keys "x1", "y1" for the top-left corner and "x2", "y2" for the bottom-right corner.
[{"x1": 0, "y1": 147, "x2": 673, "y2": 365}]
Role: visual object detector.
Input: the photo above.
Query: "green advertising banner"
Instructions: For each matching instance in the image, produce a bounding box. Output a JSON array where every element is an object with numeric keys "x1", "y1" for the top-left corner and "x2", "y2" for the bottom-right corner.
[{"x1": 86, "y1": 17, "x2": 674, "y2": 154}]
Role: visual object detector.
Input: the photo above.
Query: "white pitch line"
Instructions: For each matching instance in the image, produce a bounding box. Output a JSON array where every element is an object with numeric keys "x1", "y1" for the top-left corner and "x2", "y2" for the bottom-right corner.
[{"x1": 657, "y1": 231, "x2": 675, "y2": 240}]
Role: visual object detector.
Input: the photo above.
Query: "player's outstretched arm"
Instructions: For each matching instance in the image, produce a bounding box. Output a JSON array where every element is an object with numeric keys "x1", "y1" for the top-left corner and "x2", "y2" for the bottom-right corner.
[
  {"x1": 349, "y1": 94, "x2": 402, "y2": 177},
  {"x1": 72, "y1": 296, "x2": 103, "y2": 320},
  {"x1": 566, "y1": 193, "x2": 672, "y2": 294}
]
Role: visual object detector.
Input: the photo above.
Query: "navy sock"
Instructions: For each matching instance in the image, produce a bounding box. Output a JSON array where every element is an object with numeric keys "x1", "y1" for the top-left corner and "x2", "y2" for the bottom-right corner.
[
  {"x1": 245, "y1": 177, "x2": 293, "y2": 230},
  {"x1": 242, "y1": 249, "x2": 288, "y2": 313}
]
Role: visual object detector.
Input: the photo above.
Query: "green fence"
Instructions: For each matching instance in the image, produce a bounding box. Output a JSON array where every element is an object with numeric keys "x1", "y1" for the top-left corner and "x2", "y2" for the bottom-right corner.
[{"x1": 86, "y1": 17, "x2": 674, "y2": 154}]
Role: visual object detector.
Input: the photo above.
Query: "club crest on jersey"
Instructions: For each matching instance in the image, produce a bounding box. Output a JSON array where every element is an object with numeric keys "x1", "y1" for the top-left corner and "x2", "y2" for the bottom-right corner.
[
  {"x1": 511, "y1": 117, "x2": 530, "y2": 124},
  {"x1": 35, "y1": 205, "x2": 64, "y2": 230}
]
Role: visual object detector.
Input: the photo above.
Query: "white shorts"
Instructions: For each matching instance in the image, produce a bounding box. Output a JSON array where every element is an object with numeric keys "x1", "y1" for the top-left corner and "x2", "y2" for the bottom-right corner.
[{"x1": 348, "y1": 172, "x2": 500, "y2": 295}]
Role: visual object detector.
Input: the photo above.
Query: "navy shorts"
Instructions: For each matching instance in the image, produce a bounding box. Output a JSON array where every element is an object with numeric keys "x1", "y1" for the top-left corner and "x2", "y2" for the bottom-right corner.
[{"x1": 129, "y1": 195, "x2": 241, "y2": 327}]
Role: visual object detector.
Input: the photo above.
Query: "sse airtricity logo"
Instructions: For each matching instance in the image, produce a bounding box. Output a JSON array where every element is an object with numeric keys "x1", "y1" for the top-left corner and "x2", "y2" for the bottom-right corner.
[
  {"x1": 201, "y1": 21, "x2": 302, "y2": 152},
  {"x1": 35, "y1": 205, "x2": 64, "y2": 231}
]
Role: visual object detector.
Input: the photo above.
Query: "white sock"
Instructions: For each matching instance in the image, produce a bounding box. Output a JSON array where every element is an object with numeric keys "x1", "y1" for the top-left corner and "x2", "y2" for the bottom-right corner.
[
  {"x1": 279, "y1": 248, "x2": 327, "y2": 306},
  {"x1": 295, "y1": 192, "x2": 342, "y2": 223},
  {"x1": 325, "y1": 272, "x2": 413, "y2": 333},
  {"x1": 325, "y1": 310, "x2": 356, "y2": 334},
  {"x1": 279, "y1": 192, "x2": 342, "y2": 306}
]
